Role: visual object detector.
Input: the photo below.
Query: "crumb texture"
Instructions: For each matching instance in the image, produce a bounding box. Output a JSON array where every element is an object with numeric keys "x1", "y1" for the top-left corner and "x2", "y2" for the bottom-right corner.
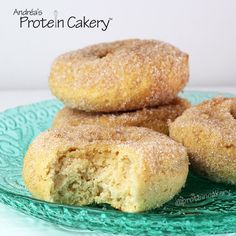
[{"x1": 23, "y1": 125, "x2": 189, "y2": 212}]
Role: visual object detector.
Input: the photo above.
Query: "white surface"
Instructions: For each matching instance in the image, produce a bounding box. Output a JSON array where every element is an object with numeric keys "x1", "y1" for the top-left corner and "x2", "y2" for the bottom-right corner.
[
  {"x1": 0, "y1": 89, "x2": 53, "y2": 112},
  {"x1": 0, "y1": 87, "x2": 235, "y2": 236},
  {"x1": 1, "y1": 0, "x2": 236, "y2": 89}
]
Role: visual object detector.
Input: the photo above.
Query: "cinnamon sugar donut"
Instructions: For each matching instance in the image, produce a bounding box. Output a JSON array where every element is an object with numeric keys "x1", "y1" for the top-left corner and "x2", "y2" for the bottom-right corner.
[
  {"x1": 169, "y1": 97, "x2": 236, "y2": 184},
  {"x1": 53, "y1": 97, "x2": 190, "y2": 135},
  {"x1": 23, "y1": 125, "x2": 188, "y2": 212},
  {"x1": 49, "y1": 39, "x2": 189, "y2": 112}
]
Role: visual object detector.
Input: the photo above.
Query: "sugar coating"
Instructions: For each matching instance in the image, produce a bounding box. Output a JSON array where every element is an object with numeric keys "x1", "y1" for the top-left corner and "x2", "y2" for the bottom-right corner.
[
  {"x1": 49, "y1": 39, "x2": 189, "y2": 112},
  {"x1": 53, "y1": 97, "x2": 190, "y2": 135},
  {"x1": 169, "y1": 97, "x2": 236, "y2": 184},
  {"x1": 28, "y1": 125, "x2": 188, "y2": 170},
  {"x1": 23, "y1": 125, "x2": 188, "y2": 212}
]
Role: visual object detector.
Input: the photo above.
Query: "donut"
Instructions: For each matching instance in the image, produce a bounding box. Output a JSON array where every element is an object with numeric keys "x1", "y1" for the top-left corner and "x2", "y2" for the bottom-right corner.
[
  {"x1": 49, "y1": 39, "x2": 189, "y2": 112},
  {"x1": 23, "y1": 125, "x2": 188, "y2": 212},
  {"x1": 53, "y1": 97, "x2": 190, "y2": 135},
  {"x1": 169, "y1": 97, "x2": 236, "y2": 184}
]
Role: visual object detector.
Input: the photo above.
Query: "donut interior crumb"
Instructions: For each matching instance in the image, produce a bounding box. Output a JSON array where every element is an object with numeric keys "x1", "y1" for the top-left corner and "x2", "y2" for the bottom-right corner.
[
  {"x1": 52, "y1": 146, "x2": 139, "y2": 211},
  {"x1": 23, "y1": 125, "x2": 189, "y2": 212}
]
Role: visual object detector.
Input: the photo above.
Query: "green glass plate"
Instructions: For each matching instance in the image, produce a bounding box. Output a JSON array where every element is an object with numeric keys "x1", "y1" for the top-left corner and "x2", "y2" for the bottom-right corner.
[{"x1": 0, "y1": 91, "x2": 236, "y2": 235}]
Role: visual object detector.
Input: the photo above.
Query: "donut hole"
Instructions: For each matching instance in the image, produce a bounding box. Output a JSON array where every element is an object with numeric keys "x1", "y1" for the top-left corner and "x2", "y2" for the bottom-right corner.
[
  {"x1": 97, "y1": 50, "x2": 110, "y2": 59},
  {"x1": 230, "y1": 104, "x2": 236, "y2": 119}
]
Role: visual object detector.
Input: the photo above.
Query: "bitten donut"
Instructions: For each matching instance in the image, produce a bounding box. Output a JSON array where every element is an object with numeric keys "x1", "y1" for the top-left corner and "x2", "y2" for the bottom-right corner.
[
  {"x1": 53, "y1": 97, "x2": 190, "y2": 135},
  {"x1": 23, "y1": 125, "x2": 188, "y2": 212},
  {"x1": 169, "y1": 97, "x2": 236, "y2": 184},
  {"x1": 49, "y1": 39, "x2": 189, "y2": 112}
]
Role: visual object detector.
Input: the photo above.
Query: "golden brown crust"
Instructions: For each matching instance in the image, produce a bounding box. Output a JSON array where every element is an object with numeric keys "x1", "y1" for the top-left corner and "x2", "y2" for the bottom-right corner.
[
  {"x1": 49, "y1": 39, "x2": 189, "y2": 112},
  {"x1": 23, "y1": 125, "x2": 188, "y2": 212},
  {"x1": 169, "y1": 97, "x2": 236, "y2": 184},
  {"x1": 53, "y1": 97, "x2": 190, "y2": 135}
]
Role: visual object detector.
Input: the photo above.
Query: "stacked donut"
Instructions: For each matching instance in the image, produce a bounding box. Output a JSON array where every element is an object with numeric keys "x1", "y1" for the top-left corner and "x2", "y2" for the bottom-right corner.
[
  {"x1": 49, "y1": 39, "x2": 190, "y2": 134},
  {"x1": 23, "y1": 39, "x2": 191, "y2": 212}
]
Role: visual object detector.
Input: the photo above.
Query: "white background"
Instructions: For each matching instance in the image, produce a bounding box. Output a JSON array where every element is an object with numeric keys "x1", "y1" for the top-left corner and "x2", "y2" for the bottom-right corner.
[{"x1": 0, "y1": 0, "x2": 236, "y2": 90}]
